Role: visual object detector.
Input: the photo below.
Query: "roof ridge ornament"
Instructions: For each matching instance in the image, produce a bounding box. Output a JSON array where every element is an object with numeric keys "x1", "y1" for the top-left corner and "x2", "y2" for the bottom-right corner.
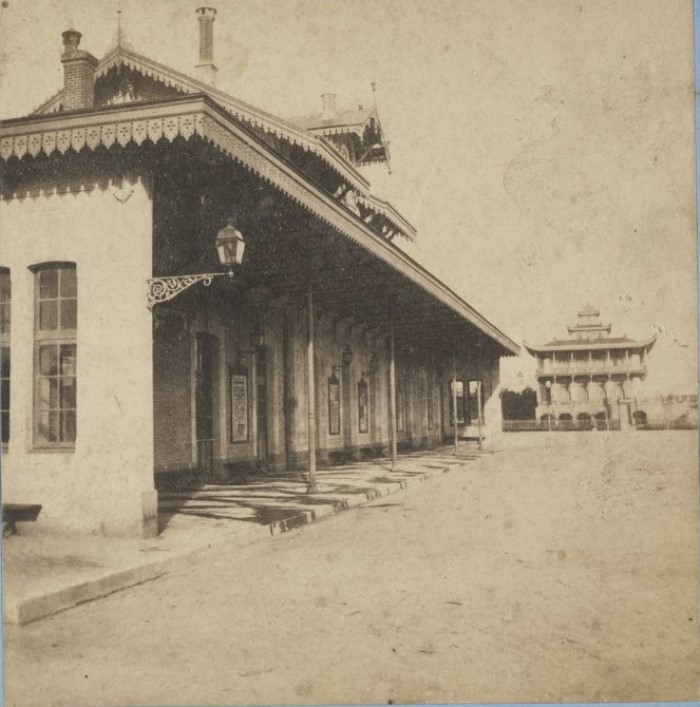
[
  {"x1": 109, "y1": 3, "x2": 133, "y2": 51},
  {"x1": 370, "y1": 80, "x2": 392, "y2": 174}
]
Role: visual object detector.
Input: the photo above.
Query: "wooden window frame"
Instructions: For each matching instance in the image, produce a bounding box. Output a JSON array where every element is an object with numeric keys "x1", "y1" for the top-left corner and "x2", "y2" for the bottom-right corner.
[
  {"x1": 0, "y1": 267, "x2": 10, "y2": 447},
  {"x1": 32, "y1": 263, "x2": 77, "y2": 450},
  {"x1": 467, "y1": 378, "x2": 483, "y2": 424},
  {"x1": 449, "y1": 379, "x2": 466, "y2": 425}
]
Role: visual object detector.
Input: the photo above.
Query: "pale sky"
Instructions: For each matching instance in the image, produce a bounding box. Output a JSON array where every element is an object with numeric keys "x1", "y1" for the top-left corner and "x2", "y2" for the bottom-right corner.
[{"x1": 0, "y1": 0, "x2": 697, "y2": 394}]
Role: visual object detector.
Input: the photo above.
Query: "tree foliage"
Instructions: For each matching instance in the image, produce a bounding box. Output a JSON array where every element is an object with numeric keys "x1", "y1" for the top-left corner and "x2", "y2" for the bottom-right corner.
[{"x1": 501, "y1": 387, "x2": 537, "y2": 420}]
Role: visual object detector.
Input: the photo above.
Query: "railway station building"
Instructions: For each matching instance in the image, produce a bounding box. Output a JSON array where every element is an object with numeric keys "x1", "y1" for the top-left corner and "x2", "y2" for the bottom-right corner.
[{"x1": 0, "y1": 10, "x2": 518, "y2": 537}]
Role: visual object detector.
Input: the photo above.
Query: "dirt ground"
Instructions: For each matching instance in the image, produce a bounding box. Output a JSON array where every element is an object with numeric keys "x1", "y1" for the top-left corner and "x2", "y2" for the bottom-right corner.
[{"x1": 4, "y1": 430, "x2": 699, "y2": 706}]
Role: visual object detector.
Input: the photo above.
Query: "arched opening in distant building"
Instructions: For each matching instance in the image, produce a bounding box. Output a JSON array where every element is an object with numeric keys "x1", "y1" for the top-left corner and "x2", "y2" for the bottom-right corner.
[
  {"x1": 633, "y1": 410, "x2": 647, "y2": 426},
  {"x1": 577, "y1": 411, "x2": 592, "y2": 429}
]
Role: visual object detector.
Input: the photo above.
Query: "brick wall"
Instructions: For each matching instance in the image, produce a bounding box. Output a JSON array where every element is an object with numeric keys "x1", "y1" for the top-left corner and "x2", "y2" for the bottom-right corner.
[
  {"x1": 153, "y1": 315, "x2": 192, "y2": 471},
  {"x1": 62, "y1": 55, "x2": 97, "y2": 111}
]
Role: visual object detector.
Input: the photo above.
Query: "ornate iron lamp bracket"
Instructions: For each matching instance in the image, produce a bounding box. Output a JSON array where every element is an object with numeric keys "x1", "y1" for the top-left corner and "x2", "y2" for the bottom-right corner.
[{"x1": 147, "y1": 272, "x2": 227, "y2": 309}]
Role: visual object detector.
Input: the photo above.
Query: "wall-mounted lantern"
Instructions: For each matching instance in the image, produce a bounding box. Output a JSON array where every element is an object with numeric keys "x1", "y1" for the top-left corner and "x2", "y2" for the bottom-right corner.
[
  {"x1": 147, "y1": 219, "x2": 246, "y2": 309},
  {"x1": 215, "y1": 220, "x2": 246, "y2": 277}
]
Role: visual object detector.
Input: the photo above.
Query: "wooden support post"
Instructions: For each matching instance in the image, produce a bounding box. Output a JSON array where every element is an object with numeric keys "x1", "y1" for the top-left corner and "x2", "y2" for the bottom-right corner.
[
  {"x1": 476, "y1": 379, "x2": 483, "y2": 450},
  {"x1": 389, "y1": 320, "x2": 398, "y2": 471},
  {"x1": 475, "y1": 348, "x2": 483, "y2": 450},
  {"x1": 306, "y1": 282, "x2": 318, "y2": 493},
  {"x1": 452, "y1": 346, "x2": 458, "y2": 456}
]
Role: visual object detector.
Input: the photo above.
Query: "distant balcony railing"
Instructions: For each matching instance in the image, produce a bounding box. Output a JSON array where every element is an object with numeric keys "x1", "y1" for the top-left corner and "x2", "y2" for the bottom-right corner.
[
  {"x1": 503, "y1": 420, "x2": 622, "y2": 432},
  {"x1": 539, "y1": 401, "x2": 609, "y2": 408},
  {"x1": 536, "y1": 361, "x2": 645, "y2": 377}
]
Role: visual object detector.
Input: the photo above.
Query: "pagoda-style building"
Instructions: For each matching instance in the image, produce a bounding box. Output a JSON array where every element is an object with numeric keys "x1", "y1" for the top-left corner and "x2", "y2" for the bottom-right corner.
[{"x1": 524, "y1": 306, "x2": 656, "y2": 428}]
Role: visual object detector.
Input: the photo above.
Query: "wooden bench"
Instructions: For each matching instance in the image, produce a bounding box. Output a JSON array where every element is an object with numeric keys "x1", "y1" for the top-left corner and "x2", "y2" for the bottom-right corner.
[{"x1": 2, "y1": 503, "x2": 42, "y2": 537}]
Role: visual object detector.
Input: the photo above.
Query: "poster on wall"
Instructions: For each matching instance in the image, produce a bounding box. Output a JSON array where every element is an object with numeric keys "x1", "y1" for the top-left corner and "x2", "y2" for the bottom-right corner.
[
  {"x1": 328, "y1": 373, "x2": 341, "y2": 435},
  {"x1": 358, "y1": 378, "x2": 369, "y2": 433},
  {"x1": 230, "y1": 369, "x2": 248, "y2": 442}
]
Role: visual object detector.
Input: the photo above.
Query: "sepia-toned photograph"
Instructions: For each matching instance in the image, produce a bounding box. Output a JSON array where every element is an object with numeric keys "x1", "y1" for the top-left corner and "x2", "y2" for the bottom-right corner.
[{"x1": 0, "y1": 0, "x2": 698, "y2": 705}]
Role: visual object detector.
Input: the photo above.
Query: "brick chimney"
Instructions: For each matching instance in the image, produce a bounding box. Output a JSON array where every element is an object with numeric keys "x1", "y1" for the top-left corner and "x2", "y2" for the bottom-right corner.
[
  {"x1": 322, "y1": 93, "x2": 336, "y2": 121},
  {"x1": 195, "y1": 7, "x2": 218, "y2": 86},
  {"x1": 61, "y1": 29, "x2": 98, "y2": 111}
]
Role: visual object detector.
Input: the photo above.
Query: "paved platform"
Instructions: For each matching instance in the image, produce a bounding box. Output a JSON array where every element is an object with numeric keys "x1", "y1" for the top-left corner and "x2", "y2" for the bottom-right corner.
[{"x1": 2, "y1": 448, "x2": 483, "y2": 625}]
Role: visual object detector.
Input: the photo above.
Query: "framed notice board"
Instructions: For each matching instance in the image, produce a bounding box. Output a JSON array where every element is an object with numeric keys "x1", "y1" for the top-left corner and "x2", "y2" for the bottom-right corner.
[
  {"x1": 328, "y1": 372, "x2": 341, "y2": 435},
  {"x1": 358, "y1": 377, "x2": 369, "y2": 433},
  {"x1": 230, "y1": 368, "x2": 249, "y2": 443}
]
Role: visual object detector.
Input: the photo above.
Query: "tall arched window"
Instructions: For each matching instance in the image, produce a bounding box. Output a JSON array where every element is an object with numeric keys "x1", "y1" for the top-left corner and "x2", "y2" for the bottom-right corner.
[
  {"x1": 32, "y1": 263, "x2": 77, "y2": 448},
  {"x1": 0, "y1": 267, "x2": 10, "y2": 445}
]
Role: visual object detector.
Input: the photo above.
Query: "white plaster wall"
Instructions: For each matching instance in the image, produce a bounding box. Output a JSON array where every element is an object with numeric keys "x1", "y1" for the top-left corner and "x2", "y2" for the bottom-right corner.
[
  {"x1": 483, "y1": 356, "x2": 503, "y2": 448},
  {"x1": 0, "y1": 181, "x2": 155, "y2": 537}
]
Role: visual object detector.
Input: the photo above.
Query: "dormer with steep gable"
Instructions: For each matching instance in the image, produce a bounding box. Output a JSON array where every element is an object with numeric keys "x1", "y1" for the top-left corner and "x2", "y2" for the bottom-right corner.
[
  {"x1": 25, "y1": 8, "x2": 416, "y2": 243},
  {"x1": 290, "y1": 92, "x2": 390, "y2": 169}
]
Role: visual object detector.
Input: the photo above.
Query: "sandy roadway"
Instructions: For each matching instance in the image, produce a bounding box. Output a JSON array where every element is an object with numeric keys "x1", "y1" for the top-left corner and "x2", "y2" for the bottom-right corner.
[{"x1": 4, "y1": 431, "x2": 699, "y2": 705}]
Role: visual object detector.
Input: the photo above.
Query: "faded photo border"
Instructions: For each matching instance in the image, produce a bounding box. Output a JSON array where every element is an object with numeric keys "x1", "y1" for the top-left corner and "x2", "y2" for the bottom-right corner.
[{"x1": 0, "y1": 0, "x2": 698, "y2": 705}]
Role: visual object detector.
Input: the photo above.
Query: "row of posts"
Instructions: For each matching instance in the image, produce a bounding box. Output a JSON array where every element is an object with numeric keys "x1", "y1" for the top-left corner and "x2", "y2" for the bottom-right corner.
[{"x1": 305, "y1": 282, "x2": 481, "y2": 493}]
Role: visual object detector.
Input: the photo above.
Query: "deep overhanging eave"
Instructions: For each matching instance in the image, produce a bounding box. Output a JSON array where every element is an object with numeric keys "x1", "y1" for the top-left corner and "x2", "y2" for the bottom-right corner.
[{"x1": 0, "y1": 95, "x2": 519, "y2": 355}]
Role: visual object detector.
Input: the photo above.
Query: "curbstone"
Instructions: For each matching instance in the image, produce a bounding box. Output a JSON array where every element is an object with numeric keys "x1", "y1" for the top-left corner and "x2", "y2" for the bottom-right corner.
[{"x1": 6, "y1": 460, "x2": 455, "y2": 624}]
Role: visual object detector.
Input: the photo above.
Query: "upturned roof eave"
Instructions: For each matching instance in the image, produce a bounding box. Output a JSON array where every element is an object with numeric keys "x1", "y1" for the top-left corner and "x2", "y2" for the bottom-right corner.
[{"x1": 524, "y1": 334, "x2": 657, "y2": 354}]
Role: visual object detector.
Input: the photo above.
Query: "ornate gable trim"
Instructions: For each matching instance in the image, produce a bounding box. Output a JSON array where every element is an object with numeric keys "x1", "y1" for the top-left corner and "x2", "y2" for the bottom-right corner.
[
  {"x1": 31, "y1": 47, "x2": 371, "y2": 197},
  {"x1": 0, "y1": 96, "x2": 516, "y2": 352}
]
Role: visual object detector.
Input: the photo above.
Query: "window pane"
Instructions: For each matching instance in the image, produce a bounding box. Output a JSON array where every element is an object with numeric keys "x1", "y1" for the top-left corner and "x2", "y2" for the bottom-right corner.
[
  {"x1": 60, "y1": 345, "x2": 77, "y2": 376},
  {"x1": 34, "y1": 267, "x2": 77, "y2": 448},
  {"x1": 61, "y1": 410, "x2": 76, "y2": 443},
  {"x1": 50, "y1": 411, "x2": 60, "y2": 442},
  {"x1": 61, "y1": 377, "x2": 76, "y2": 408},
  {"x1": 38, "y1": 377, "x2": 59, "y2": 410},
  {"x1": 60, "y1": 300, "x2": 77, "y2": 330},
  {"x1": 1, "y1": 378, "x2": 9, "y2": 409},
  {"x1": 0, "y1": 273, "x2": 10, "y2": 303},
  {"x1": 0, "y1": 302, "x2": 9, "y2": 335},
  {"x1": 0, "y1": 345, "x2": 9, "y2": 377},
  {"x1": 39, "y1": 269, "x2": 58, "y2": 299},
  {"x1": 38, "y1": 377, "x2": 50, "y2": 409},
  {"x1": 37, "y1": 411, "x2": 57, "y2": 443},
  {"x1": 39, "y1": 345, "x2": 58, "y2": 375},
  {"x1": 39, "y1": 301, "x2": 58, "y2": 330},
  {"x1": 60, "y1": 268, "x2": 77, "y2": 298},
  {"x1": 1, "y1": 410, "x2": 8, "y2": 444}
]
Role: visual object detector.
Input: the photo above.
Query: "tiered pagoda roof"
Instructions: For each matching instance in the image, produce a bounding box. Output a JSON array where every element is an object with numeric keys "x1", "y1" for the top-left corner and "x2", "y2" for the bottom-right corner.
[{"x1": 524, "y1": 306, "x2": 656, "y2": 354}]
